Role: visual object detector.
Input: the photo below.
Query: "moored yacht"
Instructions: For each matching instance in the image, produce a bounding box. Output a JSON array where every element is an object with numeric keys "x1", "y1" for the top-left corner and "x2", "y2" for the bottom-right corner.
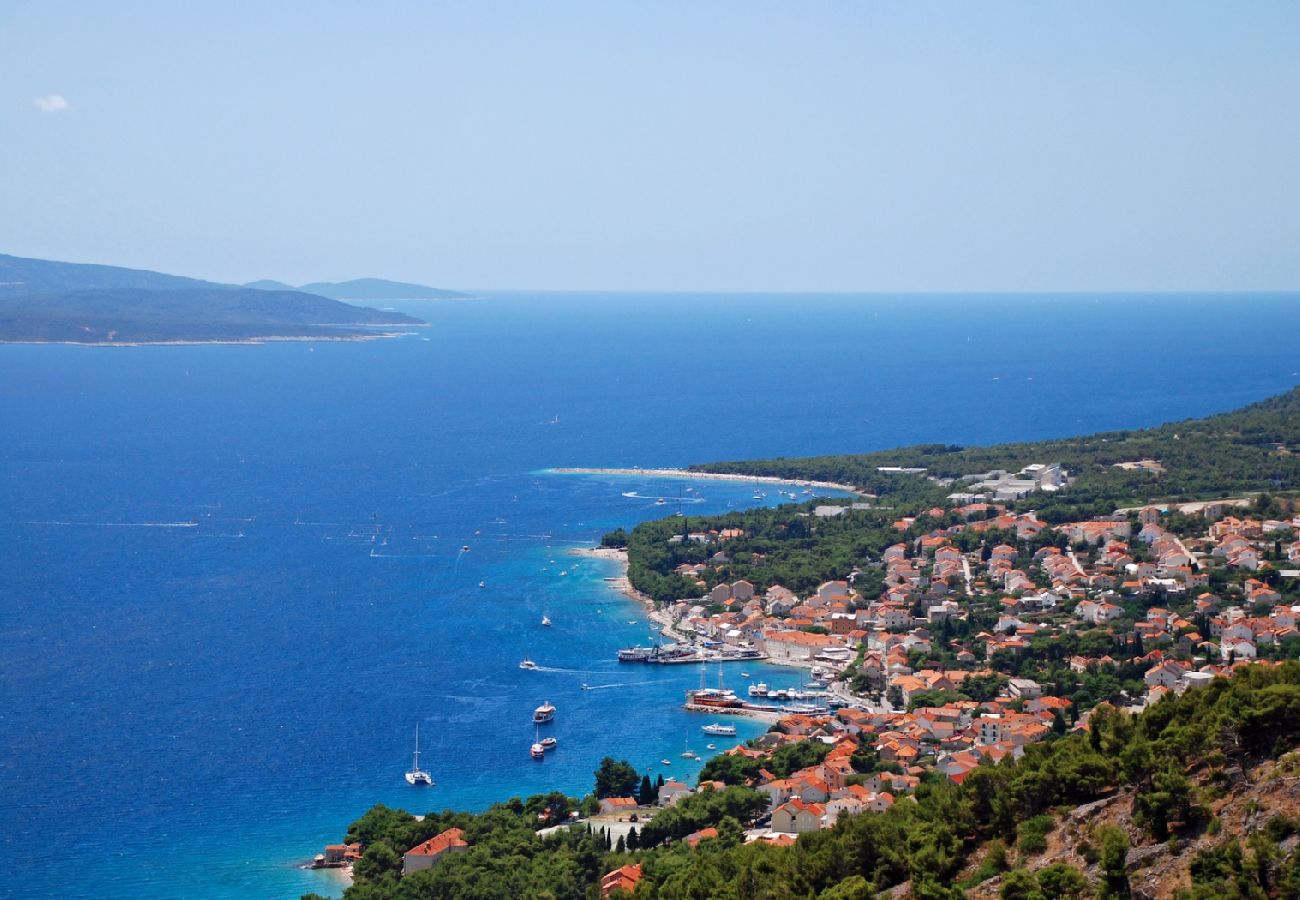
[
  {"x1": 404, "y1": 724, "x2": 433, "y2": 786},
  {"x1": 701, "y1": 723, "x2": 737, "y2": 736},
  {"x1": 533, "y1": 701, "x2": 556, "y2": 723}
]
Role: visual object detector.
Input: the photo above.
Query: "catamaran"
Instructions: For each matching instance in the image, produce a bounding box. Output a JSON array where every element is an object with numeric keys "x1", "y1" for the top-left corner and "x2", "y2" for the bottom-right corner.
[{"x1": 404, "y1": 724, "x2": 433, "y2": 786}]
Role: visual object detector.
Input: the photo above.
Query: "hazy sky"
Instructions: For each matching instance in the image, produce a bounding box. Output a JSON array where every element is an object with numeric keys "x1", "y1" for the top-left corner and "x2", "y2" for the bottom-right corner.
[{"x1": 4, "y1": 2, "x2": 1299, "y2": 291}]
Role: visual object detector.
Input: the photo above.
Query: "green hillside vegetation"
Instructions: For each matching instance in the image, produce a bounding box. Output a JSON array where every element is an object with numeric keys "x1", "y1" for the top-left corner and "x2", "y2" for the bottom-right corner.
[
  {"x1": 610, "y1": 388, "x2": 1300, "y2": 603},
  {"x1": 693, "y1": 387, "x2": 1300, "y2": 520},
  {"x1": 314, "y1": 662, "x2": 1300, "y2": 900}
]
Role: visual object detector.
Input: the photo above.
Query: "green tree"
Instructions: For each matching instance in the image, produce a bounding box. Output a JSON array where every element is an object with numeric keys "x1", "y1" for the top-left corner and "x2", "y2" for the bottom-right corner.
[
  {"x1": 1097, "y1": 824, "x2": 1130, "y2": 898},
  {"x1": 594, "y1": 757, "x2": 640, "y2": 799},
  {"x1": 1037, "y1": 862, "x2": 1092, "y2": 898},
  {"x1": 1000, "y1": 868, "x2": 1046, "y2": 900}
]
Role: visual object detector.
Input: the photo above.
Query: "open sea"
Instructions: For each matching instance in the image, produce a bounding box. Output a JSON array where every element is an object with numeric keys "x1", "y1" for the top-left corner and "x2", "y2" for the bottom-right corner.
[{"x1": 2, "y1": 291, "x2": 1299, "y2": 899}]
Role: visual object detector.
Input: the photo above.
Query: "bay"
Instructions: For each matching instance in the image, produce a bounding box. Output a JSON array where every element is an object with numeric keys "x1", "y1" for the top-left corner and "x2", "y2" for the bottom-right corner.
[{"x1": 2, "y1": 291, "x2": 1298, "y2": 898}]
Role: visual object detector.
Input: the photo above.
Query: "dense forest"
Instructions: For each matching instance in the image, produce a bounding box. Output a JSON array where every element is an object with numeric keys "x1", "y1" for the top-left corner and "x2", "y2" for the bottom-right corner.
[
  {"x1": 313, "y1": 662, "x2": 1300, "y2": 899},
  {"x1": 692, "y1": 387, "x2": 1300, "y2": 517}
]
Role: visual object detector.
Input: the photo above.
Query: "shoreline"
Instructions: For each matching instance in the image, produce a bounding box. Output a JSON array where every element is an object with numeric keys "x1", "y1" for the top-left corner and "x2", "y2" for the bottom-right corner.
[
  {"x1": 569, "y1": 546, "x2": 816, "y2": 713},
  {"x1": 546, "y1": 467, "x2": 866, "y2": 497},
  {"x1": 0, "y1": 330, "x2": 421, "y2": 347}
]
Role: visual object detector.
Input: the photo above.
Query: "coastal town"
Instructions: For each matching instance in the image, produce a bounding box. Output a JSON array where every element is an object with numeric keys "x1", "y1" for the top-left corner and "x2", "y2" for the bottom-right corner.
[{"x1": 320, "y1": 470, "x2": 1300, "y2": 894}]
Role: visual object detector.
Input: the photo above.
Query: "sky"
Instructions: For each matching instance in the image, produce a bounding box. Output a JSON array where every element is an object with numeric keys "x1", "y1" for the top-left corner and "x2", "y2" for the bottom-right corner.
[{"x1": 3, "y1": 1, "x2": 1299, "y2": 292}]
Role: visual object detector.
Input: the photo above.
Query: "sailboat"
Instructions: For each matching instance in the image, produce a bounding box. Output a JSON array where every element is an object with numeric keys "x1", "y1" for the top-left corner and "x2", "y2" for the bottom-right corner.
[
  {"x1": 405, "y1": 723, "x2": 433, "y2": 785},
  {"x1": 680, "y1": 732, "x2": 699, "y2": 760}
]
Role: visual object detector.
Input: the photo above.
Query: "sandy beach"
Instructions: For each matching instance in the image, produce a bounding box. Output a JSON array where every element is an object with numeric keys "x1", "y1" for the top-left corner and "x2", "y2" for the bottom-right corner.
[{"x1": 547, "y1": 467, "x2": 867, "y2": 497}]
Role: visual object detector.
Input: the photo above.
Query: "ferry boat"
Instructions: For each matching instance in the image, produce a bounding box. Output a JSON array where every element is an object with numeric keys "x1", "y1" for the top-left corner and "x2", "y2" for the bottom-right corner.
[
  {"x1": 701, "y1": 723, "x2": 737, "y2": 736},
  {"x1": 540, "y1": 736, "x2": 557, "y2": 750},
  {"x1": 617, "y1": 646, "x2": 654, "y2": 662},
  {"x1": 404, "y1": 724, "x2": 434, "y2": 786},
  {"x1": 519, "y1": 658, "x2": 538, "y2": 670},
  {"x1": 533, "y1": 701, "x2": 556, "y2": 724}
]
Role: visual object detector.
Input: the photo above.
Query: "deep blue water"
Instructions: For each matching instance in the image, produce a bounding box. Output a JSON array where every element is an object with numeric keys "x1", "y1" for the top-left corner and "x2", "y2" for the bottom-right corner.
[{"x1": 2, "y1": 292, "x2": 1299, "y2": 899}]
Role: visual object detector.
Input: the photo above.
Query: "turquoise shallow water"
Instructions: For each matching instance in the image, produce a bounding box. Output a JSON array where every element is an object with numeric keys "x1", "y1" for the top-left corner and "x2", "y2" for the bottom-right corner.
[{"x1": 2, "y1": 291, "x2": 1299, "y2": 898}]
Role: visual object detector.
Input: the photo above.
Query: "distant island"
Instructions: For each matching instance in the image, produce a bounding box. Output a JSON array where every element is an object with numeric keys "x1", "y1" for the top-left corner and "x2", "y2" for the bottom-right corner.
[
  {"x1": 0, "y1": 253, "x2": 435, "y2": 345},
  {"x1": 246, "y1": 277, "x2": 470, "y2": 301}
]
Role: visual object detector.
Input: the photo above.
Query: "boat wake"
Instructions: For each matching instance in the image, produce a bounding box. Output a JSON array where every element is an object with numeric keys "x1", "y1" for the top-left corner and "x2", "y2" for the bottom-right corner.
[{"x1": 20, "y1": 520, "x2": 199, "y2": 528}]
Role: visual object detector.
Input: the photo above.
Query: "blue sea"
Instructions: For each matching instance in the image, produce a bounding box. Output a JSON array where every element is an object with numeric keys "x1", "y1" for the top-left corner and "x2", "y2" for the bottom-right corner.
[{"x1": 2, "y1": 292, "x2": 1299, "y2": 899}]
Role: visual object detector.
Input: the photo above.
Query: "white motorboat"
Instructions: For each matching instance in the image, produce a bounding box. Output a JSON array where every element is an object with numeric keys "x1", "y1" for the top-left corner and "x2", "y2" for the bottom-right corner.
[
  {"x1": 533, "y1": 701, "x2": 556, "y2": 724},
  {"x1": 701, "y1": 723, "x2": 737, "y2": 736},
  {"x1": 519, "y1": 658, "x2": 538, "y2": 670},
  {"x1": 541, "y1": 615, "x2": 552, "y2": 627}
]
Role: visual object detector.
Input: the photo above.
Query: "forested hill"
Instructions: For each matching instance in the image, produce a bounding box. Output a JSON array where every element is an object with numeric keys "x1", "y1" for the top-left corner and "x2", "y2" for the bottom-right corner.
[
  {"x1": 692, "y1": 387, "x2": 1300, "y2": 519},
  {"x1": 0, "y1": 251, "x2": 221, "y2": 298},
  {"x1": 0, "y1": 252, "x2": 427, "y2": 343}
]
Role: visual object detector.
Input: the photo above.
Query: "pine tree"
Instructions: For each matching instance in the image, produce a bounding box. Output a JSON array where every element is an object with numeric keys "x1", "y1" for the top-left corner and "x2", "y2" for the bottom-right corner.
[
  {"x1": 638, "y1": 774, "x2": 653, "y2": 805},
  {"x1": 627, "y1": 827, "x2": 639, "y2": 850},
  {"x1": 615, "y1": 835, "x2": 625, "y2": 854}
]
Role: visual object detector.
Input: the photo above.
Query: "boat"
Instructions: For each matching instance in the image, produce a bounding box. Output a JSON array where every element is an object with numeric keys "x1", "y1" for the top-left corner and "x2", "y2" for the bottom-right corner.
[
  {"x1": 748, "y1": 682, "x2": 770, "y2": 698},
  {"x1": 540, "y1": 736, "x2": 557, "y2": 750},
  {"x1": 661, "y1": 759, "x2": 671, "y2": 766},
  {"x1": 706, "y1": 743, "x2": 716, "y2": 750},
  {"x1": 617, "y1": 646, "x2": 654, "y2": 662},
  {"x1": 580, "y1": 683, "x2": 590, "y2": 690},
  {"x1": 461, "y1": 545, "x2": 470, "y2": 552},
  {"x1": 541, "y1": 615, "x2": 552, "y2": 627},
  {"x1": 519, "y1": 658, "x2": 538, "y2": 670},
  {"x1": 681, "y1": 750, "x2": 699, "y2": 760},
  {"x1": 530, "y1": 741, "x2": 545, "y2": 759},
  {"x1": 558, "y1": 570, "x2": 568, "y2": 577},
  {"x1": 479, "y1": 581, "x2": 486, "y2": 588},
  {"x1": 740, "y1": 671, "x2": 750, "y2": 678},
  {"x1": 655, "y1": 497, "x2": 666, "y2": 505},
  {"x1": 533, "y1": 701, "x2": 556, "y2": 724},
  {"x1": 404, "y1": 724, "x2": 434, "y2": 786},
  {"x1": 701, "y1": 723, "x2": 737, "y2": 736}
]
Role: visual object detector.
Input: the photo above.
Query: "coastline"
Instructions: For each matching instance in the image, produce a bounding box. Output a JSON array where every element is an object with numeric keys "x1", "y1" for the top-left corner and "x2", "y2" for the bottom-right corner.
[
  {"x1": 547, "y1": 466, "x2": 867, "y2": 497},
  {"x1": 0, "y1": 330, "x2": 421, "y2": 347},
  {"x1": 570, "y1": 546, "x2": 803, "y2": 724}
]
